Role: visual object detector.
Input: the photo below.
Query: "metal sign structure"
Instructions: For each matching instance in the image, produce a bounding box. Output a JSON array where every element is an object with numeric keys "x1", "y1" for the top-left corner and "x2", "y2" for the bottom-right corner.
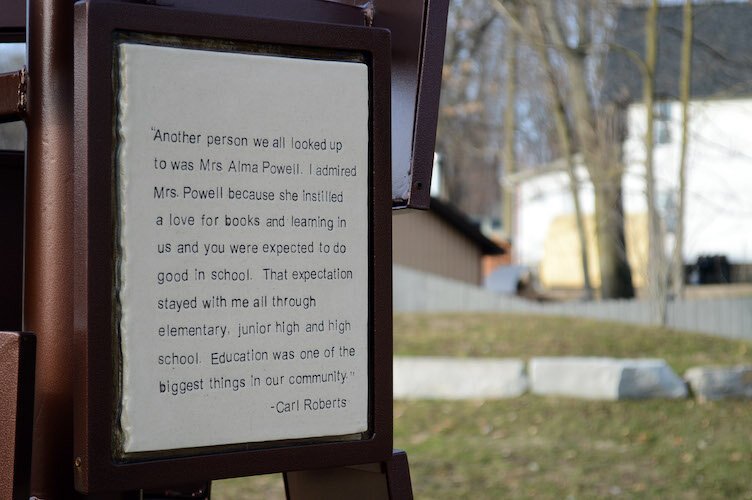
[
  {"x1": 0, "y1": 0, "x2": 450, "y2": 497},
  {"x1": 74, "y1": 1, "x2": 392, "y2": 493}
]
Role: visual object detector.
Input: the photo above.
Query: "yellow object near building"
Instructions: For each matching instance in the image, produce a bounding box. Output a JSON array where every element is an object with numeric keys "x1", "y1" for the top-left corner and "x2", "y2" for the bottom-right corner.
[{"x1": 540, "y1": 213, "x2": 649, "y2": 290}]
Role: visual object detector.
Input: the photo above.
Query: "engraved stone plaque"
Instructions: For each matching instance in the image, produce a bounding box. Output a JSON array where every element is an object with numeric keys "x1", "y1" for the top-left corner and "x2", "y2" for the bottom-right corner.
[{"x1": 116, "y1": 42, "x2": 369, "y2": 453}]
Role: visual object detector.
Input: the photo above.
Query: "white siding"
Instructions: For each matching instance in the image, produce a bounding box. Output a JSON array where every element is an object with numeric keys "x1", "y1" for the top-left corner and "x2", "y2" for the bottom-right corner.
[
  {"x1": 516, "y1": 98, "x2": 752, "y2": 270},
  {"x1": 625, "y1": 99, "x2": 752, "y2": 263}
]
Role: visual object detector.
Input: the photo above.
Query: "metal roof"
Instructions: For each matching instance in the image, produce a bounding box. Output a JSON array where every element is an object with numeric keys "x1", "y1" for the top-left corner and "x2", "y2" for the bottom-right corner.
[
  {"x1": 603, "y1": 3, "x2": 752, "y2": 102},
  {"x1": 429, "y1": 197, "x2": 505, "y2": 255}
]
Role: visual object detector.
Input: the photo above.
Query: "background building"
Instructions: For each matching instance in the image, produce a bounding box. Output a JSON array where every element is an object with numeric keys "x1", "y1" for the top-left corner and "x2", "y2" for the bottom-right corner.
[{"x1": 515, "y1": 3, "x2": 752, "y2": 290}]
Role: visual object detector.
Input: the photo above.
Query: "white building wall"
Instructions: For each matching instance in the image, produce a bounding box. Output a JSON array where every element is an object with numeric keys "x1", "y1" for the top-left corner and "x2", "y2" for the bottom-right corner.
[
  {"x1": 625, "y1": 99, "x2": 752, "y2": 263},
  {"x1": 517, "y1": 167, "x2": 591, "y2": 266}
]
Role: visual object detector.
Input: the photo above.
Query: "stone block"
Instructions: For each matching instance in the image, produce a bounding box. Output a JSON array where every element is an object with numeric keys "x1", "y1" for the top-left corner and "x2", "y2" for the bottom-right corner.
[
  {"x1": 529, "y1": 357, "x2": 688, "y2": 400},
  {"x1": 684, "y1": 365, "x2": 752, "y2": 402},
  {"x1": 393, "y1": 357, "x2": 528, "y2": 399}
]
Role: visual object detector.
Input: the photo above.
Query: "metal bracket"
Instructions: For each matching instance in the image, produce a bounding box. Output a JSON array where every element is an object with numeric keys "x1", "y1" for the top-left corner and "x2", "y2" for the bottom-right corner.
[{"x1": 0, "y1": 68, "x2": 27, "y2": 123}]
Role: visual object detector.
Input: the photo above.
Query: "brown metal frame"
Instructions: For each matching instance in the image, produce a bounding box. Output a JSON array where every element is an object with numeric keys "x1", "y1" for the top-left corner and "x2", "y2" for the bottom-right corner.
[
  {"x1": 283, "y1": 449, "x2": 413, "y2": 500},
  {"x1": 0, "y1": 331, "x2": 36, "y2": 500},
  {"x1": 371, "y1": 0, "x2": 449, "y2": 209},
  {"x1": 26, "y1": 0, "x2": 76, "y2": 497},
  {"x1": 74, "y1": 0, "x2": 392, "y2": 494},
  {"x1": 403, "y1": 0, "x2": 450, "y2": 209},
  {"x1": 81, "y1": 0, "x2": 449, "y2": 209}
]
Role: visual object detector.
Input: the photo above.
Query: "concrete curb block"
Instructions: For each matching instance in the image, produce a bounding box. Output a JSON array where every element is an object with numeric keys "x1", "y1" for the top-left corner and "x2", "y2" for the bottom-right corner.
[
  {"x1": 393, "y1": 357, "x2": 751, "y2": 402},
  {"x1": 393, "y1": 356, "x2": 528, "y2": 399},
  {"x1": 684, "y1": 365, "x2": 752, "y2": 402},
  {"x1": 529, "y1": 357, "x2": 688, "y2": 400}
]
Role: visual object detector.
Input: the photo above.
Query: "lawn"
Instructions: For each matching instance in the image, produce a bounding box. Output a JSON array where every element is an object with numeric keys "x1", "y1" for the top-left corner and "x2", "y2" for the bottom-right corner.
[
  {"x1": 393, "y1": 313, "x2": 751, "y2": 374},
  {"x1": 213, "y1": 313, "x2": 752, "y2": 499},
  {"x1": 395, "y1": 398, "x2": 752, "y2": 499}
]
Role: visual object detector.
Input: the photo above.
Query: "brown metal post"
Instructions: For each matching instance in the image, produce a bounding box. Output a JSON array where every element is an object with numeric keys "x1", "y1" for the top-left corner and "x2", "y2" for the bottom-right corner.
[
  {"x1": 284, "y1": 450, "x2": 413, "y2": 499},
  {"x1": 25, "y1": 0, "x2": 75, "y2": 497}
]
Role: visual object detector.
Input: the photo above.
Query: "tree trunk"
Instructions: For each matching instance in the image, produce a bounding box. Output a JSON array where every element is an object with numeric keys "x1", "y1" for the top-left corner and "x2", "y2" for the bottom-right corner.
[
  {"x1": 535, "y1": 0, "x2": 634, "y2": 299},
  {"x1": 643, "y1": 0, "x2": 667, "y2": 323},
  {"x1": 499, "y1": 0, "x2": 634, "y2": 299},
  {"x1": 502, "y1": 9, "x2": 519, "y2": 250},
  {"x1": 672, "y1": 0, "x2": 693, "y2": 298},
  {"x1": 594, "y1": 179, "x2": 635, "y2": 299},
  {"x1": 567, "y1": 60, "x2": 633, "y2": 300},
  {"x1": 529, "y1": 6, "x2": 593, "y2": 299},
  {"x1": 568, "y1": 161, "x2": 595, "y2": 300}
]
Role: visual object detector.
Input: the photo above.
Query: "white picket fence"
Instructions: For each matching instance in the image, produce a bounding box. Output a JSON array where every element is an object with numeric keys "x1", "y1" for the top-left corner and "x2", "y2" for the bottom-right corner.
[{"x1": 394, "y1": 265, "x2": 752, "y2": 340}]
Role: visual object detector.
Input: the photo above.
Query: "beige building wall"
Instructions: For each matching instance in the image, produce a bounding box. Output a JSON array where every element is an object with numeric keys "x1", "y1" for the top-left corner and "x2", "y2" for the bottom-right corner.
[
  {"x1": 393, "y1": 210, "x2": 483, "y2": 285},
  {"x1": 540, "y1": 212, "x2": 648, "y2": 290}
]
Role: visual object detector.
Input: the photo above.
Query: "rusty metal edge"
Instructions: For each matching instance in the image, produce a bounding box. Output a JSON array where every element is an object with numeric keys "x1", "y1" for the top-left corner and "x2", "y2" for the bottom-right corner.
[{"x1": 0, "y1": 69, "x2": 26, "y2": 123}]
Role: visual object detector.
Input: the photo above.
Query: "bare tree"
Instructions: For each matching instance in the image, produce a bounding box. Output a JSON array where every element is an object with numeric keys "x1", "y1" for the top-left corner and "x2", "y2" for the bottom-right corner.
[
  {"x1": 436, "y1": 0, "x2": 503, "y2": 219},
  {"x1": 636, "y1": 0, "x2": 692, "y2": 321},
  {"x1": 671, "y1": 0, "x2": 693, "y2": 299},
  {"x1": 501, "y1": 0, "x2": 519, "y2": 246},
  {"x1": 642, "y1": 0, "x2": 668, "y2": 322},
  {"x1": 439, "y1": 0, "x2": 559, "y2": 226},
  {"x1": 498, "y1": 0, "x2": 635, "y2": 299},
  {"x1": 527, "y1": 5, "x2": 594, "y2": 299}
]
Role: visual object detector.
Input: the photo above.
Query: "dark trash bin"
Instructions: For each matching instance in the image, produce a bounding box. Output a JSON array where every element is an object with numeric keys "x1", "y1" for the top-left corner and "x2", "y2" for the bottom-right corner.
[{"x1": 695, "y1": 255, "x2": 731, "y2": 284}]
